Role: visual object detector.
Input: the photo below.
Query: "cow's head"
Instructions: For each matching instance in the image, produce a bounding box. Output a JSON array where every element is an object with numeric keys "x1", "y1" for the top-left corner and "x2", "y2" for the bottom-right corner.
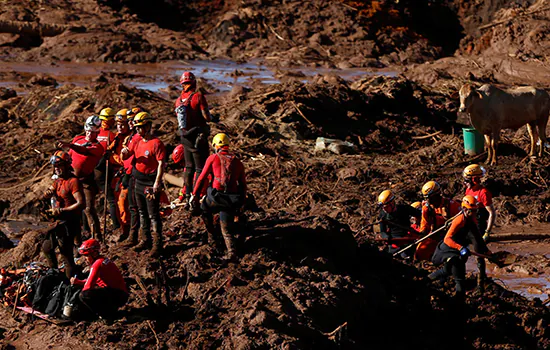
[{"x1": 458, "y1": 84, "x2": 482, "y2": 113}]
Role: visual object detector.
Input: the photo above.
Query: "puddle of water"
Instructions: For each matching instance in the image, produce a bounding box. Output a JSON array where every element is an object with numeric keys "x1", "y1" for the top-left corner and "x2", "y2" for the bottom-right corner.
[{"x1": 0, "y1": 220, "x2": 50, "y2": 238}]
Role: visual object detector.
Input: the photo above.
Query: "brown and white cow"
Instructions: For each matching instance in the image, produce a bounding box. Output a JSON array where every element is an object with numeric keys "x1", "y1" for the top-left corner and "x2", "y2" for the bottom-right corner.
[{"x1": 458, "y1": 83, "x2": 550, "y2": 165}]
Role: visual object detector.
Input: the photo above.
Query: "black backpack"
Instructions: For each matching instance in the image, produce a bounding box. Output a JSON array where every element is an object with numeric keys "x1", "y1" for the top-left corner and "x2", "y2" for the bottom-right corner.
[
  {"x1": 45, "y1": 282, "x2": 68, "y2": 317},
  {"x1": 31, "y1": 269, "x2": 67, "y2": 313}
]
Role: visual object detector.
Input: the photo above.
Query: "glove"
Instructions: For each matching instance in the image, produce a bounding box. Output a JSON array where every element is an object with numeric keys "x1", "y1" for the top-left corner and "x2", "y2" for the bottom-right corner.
[
  {"x1": 460, "y1": 246, "x2": 471, "y2": 257},
  {"x1": 482, "y1": 231, "x2": 491, "y2": 242}
]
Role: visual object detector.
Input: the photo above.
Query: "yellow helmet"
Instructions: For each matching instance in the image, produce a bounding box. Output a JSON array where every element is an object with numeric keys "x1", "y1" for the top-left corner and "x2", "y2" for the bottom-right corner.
[
  {"x1": 462, "y1": 195, "x2": 478, "y2": 209},
  {"x1": 411, "y1": 201, "x2": 422, "y2": 209},
  {"x1": 99, "y1": 107, "x2": 115, "y2": 120},
  {"x1": 212, "y1": 133, "x2": 229, "y2": 149},
  {"x1": 463, "y1": 164, "x2": 486, "y2": 179},
  {"x1": 127, "y1": 107, "x2": 143, "y2": 121},
  {"x1": 133, "y1": 112, "x2": 153, "y2": 126},
  {"x1": 115, "y1": 109, "x2": 129, "y2": 122},
  {"x1": 378, "y1": 190, "x2": 395, "y2": 206},
  {"x1": 421, "y1": 181, "x2": 441, "y2": 198}
]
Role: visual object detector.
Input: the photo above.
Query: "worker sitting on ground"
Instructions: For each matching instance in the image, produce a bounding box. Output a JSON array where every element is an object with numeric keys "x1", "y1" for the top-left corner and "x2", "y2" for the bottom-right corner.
[
  {"x1": 428, "y1": 195, "x2": 490, "y2": 301},
  {"x1": 377, "y1": 190, "x2": 421, "y2": 257},
  {"x1": 463, "y1": 164, "x2": 496, "y2": 292},
  {"x1": 42, "y1": 151, "x2": 85, "y2": 279},
  {"x1": 71, "y1": 239, "x2": 128, "y2": 320},
  {"x1": 191, "y1": 133, "x2": 247, "y2": 261},
  {"x1": 410, "y1": 201, "x2": 422, "y2": 232}
]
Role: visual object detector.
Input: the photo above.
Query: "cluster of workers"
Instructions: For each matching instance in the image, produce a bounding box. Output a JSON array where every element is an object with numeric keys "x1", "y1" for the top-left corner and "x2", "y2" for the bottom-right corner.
[
  {"x1": 377, "y1": 164, "x2": 496, "y2": 299},
  {"x1": 40, "y1": 71, "x2": 247, "y2": 318}
]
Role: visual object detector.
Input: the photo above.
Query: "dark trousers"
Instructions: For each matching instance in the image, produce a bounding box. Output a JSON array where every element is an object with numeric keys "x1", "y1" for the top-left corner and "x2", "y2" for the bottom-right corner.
[
  {"x1": 181, "y1": 132, "x2": 209, "y2": 195},
  {"x1": 134, "y1": 179, "x2": 162, "y2": 240},
  {"x1": 127, "y1": 176, "x2": 140, "y2": 234},
  {"x1": 96, "y1": 167, "x2": 119, "y2": 228},
  {"x1": 79, "y1": 287, "x2": 128, "y2": 319},
  {"x1": 42, "y1": 216, "x2": 80, "y2": 279}
]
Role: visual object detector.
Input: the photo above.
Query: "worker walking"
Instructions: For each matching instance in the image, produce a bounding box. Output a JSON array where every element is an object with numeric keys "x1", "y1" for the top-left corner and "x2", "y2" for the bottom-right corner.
[
  {"x1": 463, "y1": 164, "x2": 496, "y2": 292},
  {"x1": 121, "y1": 112, "x2": 166, "y2": 257},
  {"x1": 191, "y1": 133, "x2": 247, "y2": 261},
  {"x1": 41, "y1": 151, "x2": 85, "y2": 279},
  {"x1": 377, "y1": 190, "x2": 421, "y2": 257},
  {"x1": 429, "y1": 195, "x2": 490, "y2": 301},
  {"x1": 174, "y1": 71, "x2": 214, "y2": 206},
  {"x1": 57, "y1": 116, "x2": 104, "y2": 241}
]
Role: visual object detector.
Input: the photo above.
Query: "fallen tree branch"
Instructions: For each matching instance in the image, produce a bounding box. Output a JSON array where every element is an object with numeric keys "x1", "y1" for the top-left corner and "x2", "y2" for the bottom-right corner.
[
  {"x1": 412, "y1": 131, "x2": 442, "y2": 140},
  {"x1": 291, "y1": 101, "x2": 315, "y2": 126},
  {"x1": 479, "y1": 6, "x2": 550, "y2": 31}
]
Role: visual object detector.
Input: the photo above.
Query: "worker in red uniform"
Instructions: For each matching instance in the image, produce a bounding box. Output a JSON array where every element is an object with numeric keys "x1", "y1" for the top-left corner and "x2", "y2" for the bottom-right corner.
[
  {"x1": 71, "y1": 239, "x2": 128, "y2": 320},
  {"x1": 42, "y1": 151, "x2": 85, "y2": 279},
  {"x1": 107, "y1": 109, "x2": 132, "y2": 241},
  {"x1": 57, "y1": 115, "x2": 104, "y2": 241},
  {"x1": 96, "y1": 107, "x2": 119, "y2": 230},
  {"x1": 377, "y1": 190, "x2": 420, "y2": 257},
  {"x1": 463, "y1": 164, "x2": 496, "y2": 291},
  {"x1": 121, "y1": 112, "x2": 166, "y2": 257},
  {"x1": 174, "y1": 71, "x2": 216, "y2": 207},
  {"x1": 192, "y1": 133, "x2": 247, "y2": 261},
  {"x1": 429, "y1": 195, "x2": 490, "y2": 301},
  {"x1": 121, "y1": 107, "x2": 143, "y2": 246},
  {"x1": 410, "y1": 201, "x2": 422, "y2": 232}
]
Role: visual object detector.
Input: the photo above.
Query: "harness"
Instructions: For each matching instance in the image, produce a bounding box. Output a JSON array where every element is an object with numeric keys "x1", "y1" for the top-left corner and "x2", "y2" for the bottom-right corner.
[{"x1": 214, "y1": 152, "x2": 236, "y2": 193}]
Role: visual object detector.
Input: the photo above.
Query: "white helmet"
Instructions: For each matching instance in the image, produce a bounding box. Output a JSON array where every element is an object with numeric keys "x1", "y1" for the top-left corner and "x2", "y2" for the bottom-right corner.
[{"x1": 84, "y1": 115, "x2": 101, "y2": 132}]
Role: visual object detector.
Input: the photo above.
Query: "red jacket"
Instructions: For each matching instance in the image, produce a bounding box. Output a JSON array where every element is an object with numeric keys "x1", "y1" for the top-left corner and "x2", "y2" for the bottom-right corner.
[
  {"x1": 174, "y1": 90, "x2": 209, "y2": 130},
  {"x1": 77, "y1": 257, "x2": 127, "y2": 293},
  {"x1": 193, "y1": 149, "x2": 247, "y2": 197},
  {"x1": 68, "y1": 135, "x2": 104, "y2": 177}
]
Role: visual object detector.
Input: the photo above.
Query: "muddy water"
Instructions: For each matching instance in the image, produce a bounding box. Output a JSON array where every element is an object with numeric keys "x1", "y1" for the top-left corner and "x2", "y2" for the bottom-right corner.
[{"x1": 0, "y1": 59, "x2": 398, "y2": 97}]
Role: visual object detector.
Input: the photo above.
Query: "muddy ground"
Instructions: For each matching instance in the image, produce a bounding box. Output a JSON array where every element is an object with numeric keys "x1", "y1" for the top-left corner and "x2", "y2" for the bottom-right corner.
[{"x1": 1, "y1": 0, "x2": 550, "y2": 349}]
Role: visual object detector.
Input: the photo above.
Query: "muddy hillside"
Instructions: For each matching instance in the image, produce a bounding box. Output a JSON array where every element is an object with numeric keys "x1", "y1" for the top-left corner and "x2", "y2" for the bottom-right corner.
[{"x1": 1, "y1": 0, "x2": 550, "y2": 349}]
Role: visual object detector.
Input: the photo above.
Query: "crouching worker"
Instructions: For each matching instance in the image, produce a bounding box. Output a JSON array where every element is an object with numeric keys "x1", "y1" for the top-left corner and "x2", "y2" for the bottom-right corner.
[
  {"x1": 70, "y1": 239, "x2": 128, "y2": 320},
  {"x1": 42, "y1": 151, "x2": 85, "y2": 279},
  {"x1": 377, "y1": 190, "x2": 421, "y2": 258},
  {"x1": 191, "y1": 133, "x2": 247, "y2": 261},
  {"x1": 429, "y1": 195, "x2": 490, "y2": 301}
]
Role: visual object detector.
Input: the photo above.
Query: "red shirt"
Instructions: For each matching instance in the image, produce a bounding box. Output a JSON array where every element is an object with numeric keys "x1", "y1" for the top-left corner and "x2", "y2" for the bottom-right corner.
[
  {"x1": 127, "y1": 136, "x2": 166, "y2": 174},
  {"x1": 122, "y1": 133, "x2": 141, "y2": 175},
  {"x1": 82, "y1": 257, "x2": 127, "y2": 293},
  {"x1": 97, "y1": 128, "x2": 116, "y2": 153},
  {"x1": 193, "y1": 149, "x2": 247, "y2": 196},
  {"x1": 52, "y1": 176, "x2": 82, "y2": 211},
  {"x1": 465, "y1": 186, "x2": 493, "y2": 208},
  {"x1": 68, "y1": 135, "x2": 104, "y2": 177},
  {"x1": 419, "y1": 198, "x2": 461, "y2": 234},
  {"x1": 174, "y1": 90, "x2": 209, "y2": 130}
]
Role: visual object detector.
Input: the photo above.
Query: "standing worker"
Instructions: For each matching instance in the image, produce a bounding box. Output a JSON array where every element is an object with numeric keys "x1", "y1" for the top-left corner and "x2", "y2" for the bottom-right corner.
[
  {"x1": 429, "y1": 195, "x2": 490, "y2": 301},
  {"x1": 57, "y1": 116, "x2": 104, "y2": 241},
  {"x1": 377, "y1": 190, "x2": 421, "y2": 257},
  {"x1": 463, "y1": 164, "x2": 496, "y2": 291},
  {"x1": 96, "y1": 107, "x2": 119, "y2": 230},
  {"x1": 41, "y1": 151, "x2": 85, "y2": 279},
  {"x1": 121, "y1": 112, "x2": 166, "y2": 257},
  {"x1": 174, "y1": 71, "x2": 215, "y2": 207}
]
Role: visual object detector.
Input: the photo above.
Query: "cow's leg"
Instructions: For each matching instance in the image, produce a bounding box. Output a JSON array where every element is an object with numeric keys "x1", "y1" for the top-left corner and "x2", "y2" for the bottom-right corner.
[
  {"x1": 537, "y1": 117, "x2": 548, "y2": 158},
  {"x1": 490, "y1": 131, "x2": 500, "y2": 165},
  {"x1": 483, "y1": 134, "x2": 493, "y2": 164},
  {"x1": 526, "y1": 122, "x2": 537, "y2": 157}
]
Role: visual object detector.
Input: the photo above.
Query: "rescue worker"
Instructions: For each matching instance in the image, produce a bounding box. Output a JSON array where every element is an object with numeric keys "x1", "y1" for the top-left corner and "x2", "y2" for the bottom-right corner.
[
  {"x1": 377, "y1": 190, "x2": 421, "y2": 257},
  {"x1": 57, "y1": 115, "x2": 104, "y2": 241},
  {"x1": 121, "y1": 112, "x2": 166, "y2": 257},
  {"x1": 121, "y1": 107, "x2": 143, "y2": 246},
  {"x1": 463, "y1": 164, "x2": 496, "y2": 292},
  {"x1": 191, "y1": 133, "x2": 247, "y2": 261},
  {"x1": 415, "y1": 181, "x2": 461, "y2": 262},
  {"x1": 42, "y1": 151, "x2": 85, "y2": 279},
  {"x1": 71, "y1": 239, "x2": 128, "y2": 320},
  {"x1": 429, "y1": 195, "x2": 490, "y2": 300},
  {"x1": 96, "y1": 107, "x2": 119, "y2": 230},
  {"x1": 107, "y1": 110, "x2": 132, "y2": 241},
  {"x1": 410, "y1": 201, "x2": 422, "y2": 232},
  {"x1": 170, "y1": 144, "x2": 188, "y2": 208},
  {"x1": 174, "y1": 71, "x2": 214, "y2": 207}
]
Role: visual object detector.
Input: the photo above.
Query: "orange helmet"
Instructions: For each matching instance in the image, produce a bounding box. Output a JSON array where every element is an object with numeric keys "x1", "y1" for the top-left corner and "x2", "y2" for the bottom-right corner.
[
  {"x1": 421, "y1": 181, "x2": 441, "y2": 198},
  {"x1": 411, "y1": 201, "x2": 422, "y2": 210},
  {"x1": 378, "y1": 190, "x2": 395, "y2": 206},
  {"x1": 462, "y1": 195, "x2": 478, "y2": 209},
  {"x1": 49, "y1": 150, "x2": 71, "y2": 166},
  {"x1": 127, "y1": 107, "x2": 143, "y2": 121}
]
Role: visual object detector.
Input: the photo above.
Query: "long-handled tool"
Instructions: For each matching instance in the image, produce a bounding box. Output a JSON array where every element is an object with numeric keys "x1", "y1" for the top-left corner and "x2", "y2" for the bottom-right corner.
[
  {"x1": 393, "y1": 212, "x2": 462, "y2": 257},
  {"x1": 353, "y1": 221, "x2": 382, "y2": 238},
  {"x1": 102, "y1": 135, "x2": 111, "y2": 244},
  {"x1": 471, "y1": 250, "x2": 515, "y2": 268}
]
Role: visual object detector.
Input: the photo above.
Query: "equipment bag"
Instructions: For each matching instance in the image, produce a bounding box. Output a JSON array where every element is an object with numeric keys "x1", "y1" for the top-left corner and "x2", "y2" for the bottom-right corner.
[
  {"x1": 45, "y1": 282, "x2": 68, "y2": 317},
  {"x1": 31, "y1": 269, "x2": 67, "y2": 313}
]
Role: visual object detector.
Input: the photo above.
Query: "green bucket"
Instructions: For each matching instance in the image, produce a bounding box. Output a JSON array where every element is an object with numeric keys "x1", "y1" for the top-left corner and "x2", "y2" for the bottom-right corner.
[{"x1": 463, "y1": 127, "x2": 484, "y2": 155}]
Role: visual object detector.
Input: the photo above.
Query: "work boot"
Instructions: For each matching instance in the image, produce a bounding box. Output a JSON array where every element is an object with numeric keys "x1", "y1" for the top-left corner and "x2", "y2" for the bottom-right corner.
[
  {"x1": 118, "y1": 225, "x2": 130, "y2": 243},
  {"x1": 134, "y1": 239, "x2": 151, "y2": 252},
  {"x1": 124, "y1": 227, "x2": 139, "y2": 247},
  {"x1": 220, "y1": 220, "x2": 237, "y2": 261},
  {"x1": 149, "y1": 222, "x2": 162, "y2": 258}
]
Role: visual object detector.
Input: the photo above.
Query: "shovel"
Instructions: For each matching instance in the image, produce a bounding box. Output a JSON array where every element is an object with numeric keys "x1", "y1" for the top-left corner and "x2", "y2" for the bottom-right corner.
[{"x1": 471, "y1": 250, "x2": 517, "y2": 268}]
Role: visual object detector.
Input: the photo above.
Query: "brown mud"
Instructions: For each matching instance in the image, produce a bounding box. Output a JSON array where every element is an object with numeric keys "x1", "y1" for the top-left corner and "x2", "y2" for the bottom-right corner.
[{"x1": 1, "y1": 0, "x2": 550, "y2": 349}]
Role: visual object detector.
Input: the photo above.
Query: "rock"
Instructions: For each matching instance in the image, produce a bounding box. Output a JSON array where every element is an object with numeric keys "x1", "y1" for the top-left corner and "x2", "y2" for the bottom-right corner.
[
  {"x1": 0, "y1": 87, "x2": 16, "y2": 100},
  {"x1": 315, "y1": 137, "x2": 356, "y2": 155},
  {"x1": 28, "y1": 74, "x2": 58, "y2": 87}
]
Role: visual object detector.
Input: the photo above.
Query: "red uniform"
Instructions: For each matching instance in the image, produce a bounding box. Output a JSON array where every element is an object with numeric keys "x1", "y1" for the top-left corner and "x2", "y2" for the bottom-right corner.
[
  {"x1": 419, "y1": 198, "x2": 461, "y2": 234},
  {"x1": 68, "y1": 136, "x2": 104, "y2": 177},
  {"x1": 97, "y1": 129, "x2": 116, "y2": 153},
  {"x1": 123, "y1": 133, "x2": 141, "y2": 175},
  {"x1": 174, "y1": 91, "x2": 209, "y2": 130},
  {"x1": 80, "y1": 257, "x2": 127, "y2": 293},
  {"x1": 192, "y1": 149, "x2": 247, "y2": 197},
  {"x1": 127, "y1": 136, "x2": 166, "y2": 174},
  {"x1": 465, "y1": 186, "x2": 492, "y2": 209},
  {"x1": 52, "y1": 176, "x2": 82, "y2": 211}
]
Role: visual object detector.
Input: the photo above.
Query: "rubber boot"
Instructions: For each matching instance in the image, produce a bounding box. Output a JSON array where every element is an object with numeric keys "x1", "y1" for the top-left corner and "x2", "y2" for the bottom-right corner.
[
  {"x1": 124, "y1": 226, "x2": 139, "y2": 247},
  {"x1": 118, "y1": 224, "x2": 130, "y2": 243},
  {"x1": 220, "y1": 220, "x2": 236, "y2": 261},
  {"x1": 476, "y1": 258, "x2": 487, "y2": 295},
  {"x1": 134, "y1": 216, "x2": 151, "y2": 251},
  {"x1": 428, "y1": 267, "x2": 447, "y2": 282},
  {"x1": 149, "y1": 220, "x2": 162, "y2": 258}
]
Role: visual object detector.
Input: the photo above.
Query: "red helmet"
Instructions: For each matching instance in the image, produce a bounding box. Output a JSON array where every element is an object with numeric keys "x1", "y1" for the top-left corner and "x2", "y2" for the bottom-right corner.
[
  {"x1": 179, "y1": 71, "x2": 196, "y2": 85},
  {"x1": 78, "y1": 239, "x2": 100, "y2": 256},
  {"x1": 172, "y1": 144, "x2": 184, "y2": 164},
  {"x1": 50, "y1": 150, "x2": 71, "y2": 166}
]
